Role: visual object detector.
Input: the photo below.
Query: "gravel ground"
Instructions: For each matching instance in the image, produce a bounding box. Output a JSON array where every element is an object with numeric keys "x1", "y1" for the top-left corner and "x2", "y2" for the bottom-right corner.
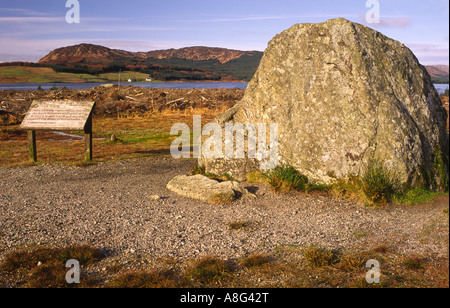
[{"x1": 0, "y1": 158, "x2": 448, "y2": 264}]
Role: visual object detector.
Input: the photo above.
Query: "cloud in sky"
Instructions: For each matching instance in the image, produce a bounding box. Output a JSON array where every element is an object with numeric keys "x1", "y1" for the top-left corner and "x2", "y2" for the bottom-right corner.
[
  {"x1": 406, "y1": 42, "x2": 450, "y2": 65},
  {"x1": 0, "y1": 7, "x2": 52, "y2": 16},
  {"x1": 377, "y1": 17, "x2": 412, "y2": 28},
  {"x1": 0, "y1": 16, "x2": 63, "y2": 22},
  {"x1": 176, "y1": 13, "x2": 358, "y2": 23},
  {"x1": 358, "y1": 15, "x2": 413, "y2": 28}
]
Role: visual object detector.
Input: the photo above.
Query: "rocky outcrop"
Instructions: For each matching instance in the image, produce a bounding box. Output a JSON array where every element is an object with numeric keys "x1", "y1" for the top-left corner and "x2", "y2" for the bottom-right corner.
[{"x1": 199, "y1": 18, "x2": 449, "y2": 191}]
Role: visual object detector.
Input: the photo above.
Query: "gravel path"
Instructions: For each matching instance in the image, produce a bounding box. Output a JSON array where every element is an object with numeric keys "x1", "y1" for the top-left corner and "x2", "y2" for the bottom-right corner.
[{"x1": 0, "y1": 158, "x2": 448, "y2": 262}]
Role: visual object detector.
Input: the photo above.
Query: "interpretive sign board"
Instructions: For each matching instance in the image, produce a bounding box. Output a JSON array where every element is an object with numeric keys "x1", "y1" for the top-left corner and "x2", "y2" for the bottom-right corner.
[
  {"x1": 21, "y1": 100, "x2": 95, "y2": 131},
  {"x1": 20, "y1": 100, "x2": 96, "y2": 162}
]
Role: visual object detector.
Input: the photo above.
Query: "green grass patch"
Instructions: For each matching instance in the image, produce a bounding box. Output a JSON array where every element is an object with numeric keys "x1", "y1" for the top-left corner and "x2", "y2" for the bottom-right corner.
[
  {"x1": 253, "y1": 163, "x2": 445, "y2": 207},
  {"x1": 360, "y1": 160, "x2": 399, "y2": 205},
  {"x1": 125, "y1": 132, "x2": 173, "y2": 144},
  {"x1": 27, "y1": 77, "x2": 55, "y2": 83},
  {"x1": 433, "y1": 149, "x2": 449, "y2": 191},
  {"x1": 110, "y1": 129, "x2": 173, "y2": 145},
  {"x1": 267, "y1": 165, "x2": 309, "y2": 192},
  {"x1": 249, "y1": 166, "x2": 330, "y2": 194},
  {"x1": 394, "y1": 188, "x2": 445, "y2": 205},
  {"x1": 72, "y1": 73, "x2": 107, "y2": 82},
  {"x1": 246, "y1": 170, "x2": 270, "y2": 184},
  {"x1": 0, "y1": 68, "x2": 29, "y2": 77},
  {"x1": 99, "y1": 71, "x2": 151, "y2": 82}
]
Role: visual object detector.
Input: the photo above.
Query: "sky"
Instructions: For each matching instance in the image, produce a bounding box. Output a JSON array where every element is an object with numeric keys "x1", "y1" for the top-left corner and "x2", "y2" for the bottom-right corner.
[{"x1": 0, "y1": 0, "x2": 448, "y2": 65}]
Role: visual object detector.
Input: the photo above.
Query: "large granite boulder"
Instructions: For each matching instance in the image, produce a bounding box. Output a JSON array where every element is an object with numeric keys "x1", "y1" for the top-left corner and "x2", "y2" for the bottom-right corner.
[{"x1": 200, "y1": 18, "x2": 449, "y2": 191}]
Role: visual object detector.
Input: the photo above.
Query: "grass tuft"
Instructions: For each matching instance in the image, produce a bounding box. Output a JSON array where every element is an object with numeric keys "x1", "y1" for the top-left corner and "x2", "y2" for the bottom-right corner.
[
  {"x1": 228, "y1": 220, "x2": 251, "y2": 230},
  {"x1": 337, "y1": 252, "x2": 370, "y2": 272},
  {"x1": 360, "y1": 160, "x2": 399, "y2": 205},
  {"x1": 186, "y1": 256, "x2": 234, "y2": 285},
  {"x1": 241, "y1": 254, "x2": 271, "y2": 268},
  {"x1": 107, "y1": 269, "x2": 182, "y2": 288},
  {"x1": 209, "y1": 193, "x2": 235, "y2": 205},
  {"x1": 303, "y1": 245, "x2": 336, "y2": 267},
  {"x1": 246, "y1": 170, "x2": 270, "y2": 184},
  {"x1": 267, "y1": 165, "x2": 309, "y2": 192},
  {"x1": 402, "y1": 256, "x2": 425, "y2": 270},
  {"x1": 191, "y1": 163, "x2": 206, "y2": 176}
]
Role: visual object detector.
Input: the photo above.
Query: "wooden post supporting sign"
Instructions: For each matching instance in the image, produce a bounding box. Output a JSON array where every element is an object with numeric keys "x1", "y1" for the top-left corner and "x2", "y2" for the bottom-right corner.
[
  {"x1": 84, "y1": 114, "x2": 93, "y2": 161},
  {"x1": 27, "y1": 130, "x2": 37, "y2": 163}
]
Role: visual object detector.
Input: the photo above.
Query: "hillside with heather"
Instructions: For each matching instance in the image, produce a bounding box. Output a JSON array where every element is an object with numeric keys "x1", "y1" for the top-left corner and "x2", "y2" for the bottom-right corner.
[
  {"x1": 426, "y1": 65, "x2": 449, "y2": 83},
  {"x1": 36, "y1": 44, "x2": 263, "y2": 82}
]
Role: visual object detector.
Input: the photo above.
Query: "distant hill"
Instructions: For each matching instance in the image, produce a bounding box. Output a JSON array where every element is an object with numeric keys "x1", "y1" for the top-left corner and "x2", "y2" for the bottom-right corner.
[
  {"x1": 37, "y1": 44, "x2": 264, "y2": 82},
  {"x1": 425, "y1": 65, "x2": 449, "y2": 84},
  {"x1": 38, "y1": 44, "x2": 136, "y2": 66}
]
